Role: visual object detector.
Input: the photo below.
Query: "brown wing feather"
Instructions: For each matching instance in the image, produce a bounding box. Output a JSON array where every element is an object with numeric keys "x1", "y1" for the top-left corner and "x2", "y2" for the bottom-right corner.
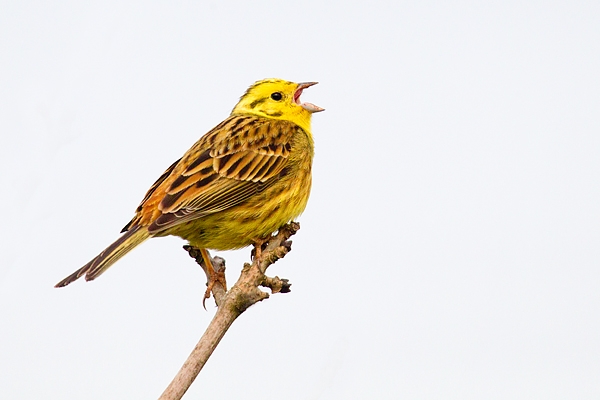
[
  {"x1": 131, "y1": 115, "x2": 297, "y2": 233},
  {"x1": 121, "y1": 157, "x2": 181, "y2": 232}
]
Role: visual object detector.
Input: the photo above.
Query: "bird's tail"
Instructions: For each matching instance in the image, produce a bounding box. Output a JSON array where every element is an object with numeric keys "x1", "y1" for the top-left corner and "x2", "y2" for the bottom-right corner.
[{"x1": 55, "y1": 225, "x2": 151, "y2": 288}]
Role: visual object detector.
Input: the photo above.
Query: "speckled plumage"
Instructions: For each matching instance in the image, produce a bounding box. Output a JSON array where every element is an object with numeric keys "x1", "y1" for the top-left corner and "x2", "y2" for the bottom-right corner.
[{"x1": 55, "y1": 79, "x2": 322, "y2": 288}]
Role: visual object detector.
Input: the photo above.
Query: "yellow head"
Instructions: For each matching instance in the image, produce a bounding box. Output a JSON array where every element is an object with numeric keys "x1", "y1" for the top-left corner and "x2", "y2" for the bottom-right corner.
[{"x1": 232, "y1": 78, "x2": 324, "y2": 134}]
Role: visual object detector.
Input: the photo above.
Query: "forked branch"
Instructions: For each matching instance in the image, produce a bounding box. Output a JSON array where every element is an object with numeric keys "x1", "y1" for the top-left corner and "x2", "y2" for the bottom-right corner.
[{"x1": 158, "y1": 222, "x2": 300, "y2": 400}]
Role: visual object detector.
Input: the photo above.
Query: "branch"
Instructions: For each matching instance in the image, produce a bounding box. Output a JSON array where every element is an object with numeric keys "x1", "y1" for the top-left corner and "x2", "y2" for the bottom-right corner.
[{"x1": 158, "y1": 222, "x2": 300, "y2": 400}]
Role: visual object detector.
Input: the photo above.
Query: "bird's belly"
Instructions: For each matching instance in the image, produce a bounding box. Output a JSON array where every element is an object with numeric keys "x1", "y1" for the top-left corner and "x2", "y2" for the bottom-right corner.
[{"x1": 166, "y1": 172, "x2": 311, "y2": 251}]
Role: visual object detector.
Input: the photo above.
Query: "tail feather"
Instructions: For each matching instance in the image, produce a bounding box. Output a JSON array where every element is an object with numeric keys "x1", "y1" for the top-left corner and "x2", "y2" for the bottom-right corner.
[{"x1": 55, "y1": 226, "x2": 151, "y2": 288}]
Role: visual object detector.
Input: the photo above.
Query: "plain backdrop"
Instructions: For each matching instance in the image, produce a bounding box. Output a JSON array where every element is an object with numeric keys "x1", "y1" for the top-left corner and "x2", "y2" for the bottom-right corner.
[{"x1": 1, "y1": 1, "x2": 600, "y2": 399}]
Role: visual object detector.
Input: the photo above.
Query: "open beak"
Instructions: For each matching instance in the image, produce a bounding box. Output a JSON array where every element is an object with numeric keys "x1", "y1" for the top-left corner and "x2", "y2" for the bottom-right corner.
[{"x1": 294, "y1": 82, "x2": 324, "y2": 113}]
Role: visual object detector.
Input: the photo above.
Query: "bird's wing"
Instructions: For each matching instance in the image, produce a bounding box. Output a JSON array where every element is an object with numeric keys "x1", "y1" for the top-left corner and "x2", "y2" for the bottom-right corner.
[
  {"x1": 136, "y1": 115, "x2": 297, "y2": 233},
  {"x1": 121, "y1": 158, "x2": 181, "y2": 233}
]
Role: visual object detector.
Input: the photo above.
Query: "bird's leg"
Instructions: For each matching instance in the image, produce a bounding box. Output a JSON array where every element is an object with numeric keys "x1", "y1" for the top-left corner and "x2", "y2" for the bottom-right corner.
[
  {"x1": 251, "y1": 237, "x2": 270, "y2": 261},
  {"x1": 199, "y1": 248, "x2": 227, "y2": 308}
]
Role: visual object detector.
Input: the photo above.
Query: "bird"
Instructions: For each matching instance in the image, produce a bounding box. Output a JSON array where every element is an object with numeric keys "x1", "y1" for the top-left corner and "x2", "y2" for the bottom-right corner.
[{"x1": 55, "y1": 78, "x2": 323, "y2": 302}]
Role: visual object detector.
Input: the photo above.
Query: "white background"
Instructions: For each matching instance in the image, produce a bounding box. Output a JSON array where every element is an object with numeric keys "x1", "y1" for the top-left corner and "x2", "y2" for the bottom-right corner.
[{"x1": 1, "y1": 1, "x2": 600, "y2": 399}]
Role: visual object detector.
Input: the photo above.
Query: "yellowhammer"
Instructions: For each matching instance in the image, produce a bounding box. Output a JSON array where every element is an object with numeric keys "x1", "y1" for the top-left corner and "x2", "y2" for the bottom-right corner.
[{"x1": 55, "y1": 78, "x2": 323, "y2": 300}]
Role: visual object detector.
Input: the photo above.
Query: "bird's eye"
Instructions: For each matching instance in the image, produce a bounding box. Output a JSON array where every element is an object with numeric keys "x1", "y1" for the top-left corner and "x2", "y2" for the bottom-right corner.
[{"x1": 270, "y1": 92, "x2": 283, "y2": 101}]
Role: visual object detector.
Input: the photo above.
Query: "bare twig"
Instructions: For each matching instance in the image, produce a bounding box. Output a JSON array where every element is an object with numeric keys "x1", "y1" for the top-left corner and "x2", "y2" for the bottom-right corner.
[
  {"x1": 261, "y1": 275, "x2": 291, "y2": 294},
  {"x1": 158, "y1": 222, "x2": 300, "y2": 400}
]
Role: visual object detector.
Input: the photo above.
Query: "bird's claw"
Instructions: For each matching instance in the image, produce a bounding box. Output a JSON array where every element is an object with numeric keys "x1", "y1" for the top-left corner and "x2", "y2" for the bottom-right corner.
[
  {"x1": 202, "y1": 269, "x2": 227, "y2": 309},
  {"x1": 251, "y1": 237, "x2": 269, "y2": 260}
]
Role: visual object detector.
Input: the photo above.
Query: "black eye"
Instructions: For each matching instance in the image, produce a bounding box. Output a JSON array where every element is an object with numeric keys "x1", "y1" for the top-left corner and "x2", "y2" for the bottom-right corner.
[{"x1": 270, "y1": 92, "x2": 283, "y2": 101}]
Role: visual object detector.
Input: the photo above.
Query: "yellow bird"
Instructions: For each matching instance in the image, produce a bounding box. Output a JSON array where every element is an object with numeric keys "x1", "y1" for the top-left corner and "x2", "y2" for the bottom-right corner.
[{"x1": 55, "y1": 78, "x2": 323, "y2": 299}]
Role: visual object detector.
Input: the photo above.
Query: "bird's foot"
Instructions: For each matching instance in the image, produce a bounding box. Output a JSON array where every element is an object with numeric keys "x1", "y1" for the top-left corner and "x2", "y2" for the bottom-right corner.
[
  {"x1": 196, "y1": 248, "x2": 227, "y2": 309},
  {"x1": 203, "y1": 267, "x2": 227, "y2": 309},
  {"x1": 251, "y1": 237, "x2": 270, "y2": 261}
]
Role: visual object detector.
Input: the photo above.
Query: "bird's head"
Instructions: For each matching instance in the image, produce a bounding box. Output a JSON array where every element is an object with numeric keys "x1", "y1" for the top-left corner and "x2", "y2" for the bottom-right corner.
[{"x1": 232, "y1": 78, "x2": 324, "y2": 133}]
